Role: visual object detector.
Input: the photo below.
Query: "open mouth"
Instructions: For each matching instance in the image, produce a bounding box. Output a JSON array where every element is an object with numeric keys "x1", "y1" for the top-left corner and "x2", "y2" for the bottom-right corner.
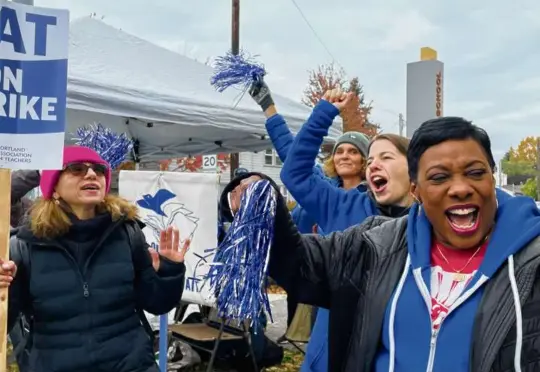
[
  {"x1": 445, "y1": 206, "x2": 480, "y2": 234},
  {"x1": 370, "y1": 175, "x2": 388, "y2": 193},
  {"x1": 81, "y1": 184, "x2": 100, "y2": 191}
]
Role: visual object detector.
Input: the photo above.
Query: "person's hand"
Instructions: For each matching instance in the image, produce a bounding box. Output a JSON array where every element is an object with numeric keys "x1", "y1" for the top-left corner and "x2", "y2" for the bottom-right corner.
[
  {"x1": 158, "y1": 226, "x2": 191, "y2": 264},
  {"x1": 240, "y1": 175, "x2": 262, "y2": 187},
  {"x1": 230, "y1": 175, "x2": 262, "y2": 213},
  {"x1": 322, "y1": 88, "x2": 355, "y2": 112},
  {"x1": 0, "y1": 259, "x2": 17, "y2": 288},
  {"x1": 248, "y1": 77, "x2": 274, "y2": 111}
]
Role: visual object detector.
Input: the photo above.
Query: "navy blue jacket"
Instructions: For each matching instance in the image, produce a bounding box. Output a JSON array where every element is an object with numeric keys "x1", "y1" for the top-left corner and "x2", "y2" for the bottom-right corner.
[{"x1": 8, "y1": 215, "x2": 185, "y2": 372}]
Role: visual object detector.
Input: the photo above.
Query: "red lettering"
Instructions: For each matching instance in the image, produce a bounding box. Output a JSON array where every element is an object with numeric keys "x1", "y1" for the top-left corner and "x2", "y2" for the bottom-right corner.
[{"x1": 435, "y1": 72, "x2": 443, "y2": 117}]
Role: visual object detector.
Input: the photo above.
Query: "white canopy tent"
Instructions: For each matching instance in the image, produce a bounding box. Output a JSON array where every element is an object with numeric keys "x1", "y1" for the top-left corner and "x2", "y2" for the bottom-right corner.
[{"x1": 66, "y1": 17, "x2": 342, "y2": 161}]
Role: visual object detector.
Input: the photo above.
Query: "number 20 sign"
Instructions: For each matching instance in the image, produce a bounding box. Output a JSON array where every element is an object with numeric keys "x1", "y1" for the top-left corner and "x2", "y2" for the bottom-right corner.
[{"x1": 202, "y1": 155, "x2": 217, "y2": 170}]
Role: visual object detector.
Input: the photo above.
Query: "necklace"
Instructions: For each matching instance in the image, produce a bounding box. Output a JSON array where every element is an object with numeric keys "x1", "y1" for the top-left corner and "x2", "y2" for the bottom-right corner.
[{"x1": 435, "y1": 243, "x2": 484, "y2": 282}]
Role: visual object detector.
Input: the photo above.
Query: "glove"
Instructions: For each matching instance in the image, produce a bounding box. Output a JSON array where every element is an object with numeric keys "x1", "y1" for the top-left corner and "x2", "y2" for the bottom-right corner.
[{"x1": 248, "y1": 78, "x2": 274, "y2": 112}]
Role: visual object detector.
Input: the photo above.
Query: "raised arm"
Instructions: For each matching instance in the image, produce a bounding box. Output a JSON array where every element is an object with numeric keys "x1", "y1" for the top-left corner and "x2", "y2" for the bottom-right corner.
[
  {"x1": 249, "y1": 78, "x2": 326, "y2": 179},
  {"x1": 280, "y1": 96, "x2": 373, "y2": 232},
  {"x1": 130, "y1": 223, "x2": 187, "y2": 315},
  {"x1": 219, "y1": 172, "x2": 382, "y2": 309},
  {"x1": 267, "y1": 181, "x2": 386, "y2": 309},
  {"x1": 11, "y1": 170, "x2": 40, "y2": 204}
]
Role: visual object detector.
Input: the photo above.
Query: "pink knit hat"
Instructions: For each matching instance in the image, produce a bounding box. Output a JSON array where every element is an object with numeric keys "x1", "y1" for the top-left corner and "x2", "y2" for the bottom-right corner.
[{"x1": 40, "y1": 146, "x2": 112, "y2": 199}]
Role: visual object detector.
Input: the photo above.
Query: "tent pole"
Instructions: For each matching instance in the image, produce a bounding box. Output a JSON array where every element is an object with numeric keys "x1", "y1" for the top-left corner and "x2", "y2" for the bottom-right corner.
[{"x1": 229, "y1": 0, "x2": 240, "y2": 179}]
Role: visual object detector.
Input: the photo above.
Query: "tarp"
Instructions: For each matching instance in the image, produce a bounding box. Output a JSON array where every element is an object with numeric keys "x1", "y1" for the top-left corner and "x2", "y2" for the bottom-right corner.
[{"x1": 66, "y1": 17, "x2": 342, "y2": 160}]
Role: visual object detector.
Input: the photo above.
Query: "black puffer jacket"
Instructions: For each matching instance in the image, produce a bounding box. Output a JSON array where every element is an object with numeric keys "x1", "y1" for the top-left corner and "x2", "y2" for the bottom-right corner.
[{"x1": 8, "y1": 214, "x2": 186, "y2": 372}]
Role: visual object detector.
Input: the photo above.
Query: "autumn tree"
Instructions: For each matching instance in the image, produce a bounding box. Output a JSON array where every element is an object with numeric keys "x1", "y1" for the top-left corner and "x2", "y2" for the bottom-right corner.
[
  {"x1": 502, "y1": 137, "x2": 538, "y2": 177},
  {"x1": 511, "y1": 136, "x2": 539, "y2": 163},
  {"x1": 159, "y1": 154, "x2": 229, "y2": 172},
  {"x1": 302, "y1": 62, "x2": 345, "y2": 108},
  {"x1": 302, "y1": 62, "x2": 380, "y2": 137}
]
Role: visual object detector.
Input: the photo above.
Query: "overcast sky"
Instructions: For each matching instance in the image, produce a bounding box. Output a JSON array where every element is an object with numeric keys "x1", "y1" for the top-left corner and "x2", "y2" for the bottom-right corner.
[{"x1": 38, "y1": 0, "x2": 540, "y2": 160}]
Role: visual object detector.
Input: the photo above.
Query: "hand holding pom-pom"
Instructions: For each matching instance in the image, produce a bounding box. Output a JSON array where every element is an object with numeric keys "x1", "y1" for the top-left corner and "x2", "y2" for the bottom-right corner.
[
  {"x1": 248, "y1": 77, "x2": 274, "y2": 111},
  {"x1": 210, "y1": 51, "x2": 266, "y2": 93},
  {"x1": 229, "y1": 175, "x2": 262, "y2": 213}
]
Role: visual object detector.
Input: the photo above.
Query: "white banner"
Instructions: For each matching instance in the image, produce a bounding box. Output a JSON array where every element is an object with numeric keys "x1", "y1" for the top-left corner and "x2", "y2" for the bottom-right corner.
[
  {"x1": 119, "y1": 170, "x2": 219, "y2": 306},
  {"x1": 0, "y1": 2, "x2": 69, "y2": 169}
]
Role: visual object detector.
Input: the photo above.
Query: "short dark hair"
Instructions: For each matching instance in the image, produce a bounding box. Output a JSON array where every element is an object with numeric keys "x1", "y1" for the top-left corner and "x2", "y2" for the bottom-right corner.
[{"x1": 407, "y1": 116, "x2": 496, "y2": 181}]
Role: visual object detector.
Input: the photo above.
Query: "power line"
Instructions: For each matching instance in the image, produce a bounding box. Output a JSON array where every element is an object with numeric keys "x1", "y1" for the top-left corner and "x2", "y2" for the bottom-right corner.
[
  {"x1": 288, "y1": 0, "x2": 342, "y2": 70},
  {"x1": 288, "y1": 0, "x2": 401, "y2": 119}
]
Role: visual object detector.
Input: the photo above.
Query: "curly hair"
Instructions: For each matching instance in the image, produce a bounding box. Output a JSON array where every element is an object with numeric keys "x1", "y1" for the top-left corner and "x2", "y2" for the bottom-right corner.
[{"x1": 29, "y1": 194, "x2": 138, "y2": 239}]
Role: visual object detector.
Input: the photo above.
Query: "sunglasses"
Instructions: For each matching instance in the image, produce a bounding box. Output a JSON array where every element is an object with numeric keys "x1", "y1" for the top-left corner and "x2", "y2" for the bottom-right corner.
[{"x1": 63, "y1": 162, "x2": 108, "y2": 177}]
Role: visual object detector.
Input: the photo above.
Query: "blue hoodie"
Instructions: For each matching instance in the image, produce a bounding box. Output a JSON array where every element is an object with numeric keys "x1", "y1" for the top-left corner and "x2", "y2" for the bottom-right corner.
[
  {"x1": 278, "y1": 101, "x2": 377, "y2": 372},
  {"x1": 280, "y1": 100, "x2": 377, "y2": 235},
  {"x1": 375, "y1": 194, "x2": 540, "y2": 371},
  {"x1": 266, "y1": 113, "x2": 360, "y2": 234}
]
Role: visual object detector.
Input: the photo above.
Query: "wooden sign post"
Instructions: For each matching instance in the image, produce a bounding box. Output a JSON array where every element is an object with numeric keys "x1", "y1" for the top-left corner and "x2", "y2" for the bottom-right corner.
[
  {"x1": 0, "y1": 168, "x2": 12, "y2": 371},
  {"x1": 0, "y1": 0, "x2": 69, "y2": 367}
]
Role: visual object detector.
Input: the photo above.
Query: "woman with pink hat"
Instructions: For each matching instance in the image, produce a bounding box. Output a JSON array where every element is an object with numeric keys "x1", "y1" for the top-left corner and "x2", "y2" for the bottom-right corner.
[{"x1": 0, "y1": 145, "x2": 189, "y2": 372}]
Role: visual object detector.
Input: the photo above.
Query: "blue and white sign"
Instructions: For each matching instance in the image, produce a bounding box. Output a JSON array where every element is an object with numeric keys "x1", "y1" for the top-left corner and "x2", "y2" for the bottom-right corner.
[
  {"x1": 0, "y1": 2, "x2": 68, "y2": 169},
  {"x1": 119, "y1": 170, "x2": 219, "y2": 306}
]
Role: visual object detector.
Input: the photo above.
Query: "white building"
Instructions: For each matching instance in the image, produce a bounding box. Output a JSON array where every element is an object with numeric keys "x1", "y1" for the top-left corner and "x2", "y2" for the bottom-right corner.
[
  {"x1": 217, "y1": 149, "x2": 292, "y2": 202},
  {"x1": 111, "y1": 149, "x2": 292, "y2": 202}
]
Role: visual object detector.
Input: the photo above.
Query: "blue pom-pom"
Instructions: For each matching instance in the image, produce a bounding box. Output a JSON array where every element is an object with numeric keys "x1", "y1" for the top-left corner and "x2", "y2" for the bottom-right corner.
[
  {"x1": 208, "y1": 180, "x2": 276, "y2": 328},
  {"x1": 73, "y1": 124, "x2": 133, "y2": 169},
  {"x1": 210, "y1": 51, "x2": 266, "y2": 92}
]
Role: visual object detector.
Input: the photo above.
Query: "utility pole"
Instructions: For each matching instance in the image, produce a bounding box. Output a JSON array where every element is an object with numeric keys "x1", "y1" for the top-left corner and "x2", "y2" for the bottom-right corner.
[
  {"x1": 229, "y1": 0, "x2": 240, "y2": 179},
  {"x1": 536, "y1": 137, "x2": 540, "y2": 201},
  {"x1": 398, "y1": 113, "x2": 405, "y2": 137}
]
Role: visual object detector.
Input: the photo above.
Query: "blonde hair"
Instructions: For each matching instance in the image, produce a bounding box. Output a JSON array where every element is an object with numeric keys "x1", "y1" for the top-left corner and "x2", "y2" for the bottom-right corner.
[
  {"x1": 29, "y1": 194, "x2": 138, "y2": 239},
  {"x1": 322, "y1": 155, "x2": 366, "y2": 179}
]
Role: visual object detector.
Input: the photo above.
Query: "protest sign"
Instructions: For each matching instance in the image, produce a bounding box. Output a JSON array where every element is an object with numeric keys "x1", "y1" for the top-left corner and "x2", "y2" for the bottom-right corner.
[
  {"x1": 119, "y1": 170, "x2": 219, "y2": 306},
  {"x1": 0, "y1": 1, "x2": 69, "y2": 170},
  {"x1": 0, "y1": 2, "x2": 69, "y2": 368}
]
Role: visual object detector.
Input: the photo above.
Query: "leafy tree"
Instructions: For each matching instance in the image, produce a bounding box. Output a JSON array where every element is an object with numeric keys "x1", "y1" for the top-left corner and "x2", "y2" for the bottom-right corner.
[
  {"x1": 510, "y1": 136, "x2": 539, "y2": 163},
  {"x1": 302, "y1": 62, "x2": 346, "y2": 108},
  {"x1": 522, "y1": 178, "x2": 538, "y2": 200},
  {"x1": 502, "y1": 137, "x2": 539, "y2": 180},
  {"x1": 302, "y1": 62, "x2": 380, "y2": 137},
  {"x1": 159, "y1": 154, "x2": 229, "y2": 173},
  {"x1": 501, "y1": 160, "x2": 535, "y2": 177}
]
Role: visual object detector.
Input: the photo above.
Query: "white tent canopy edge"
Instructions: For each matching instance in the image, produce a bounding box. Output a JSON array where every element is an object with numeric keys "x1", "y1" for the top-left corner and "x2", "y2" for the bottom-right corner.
[{"x1": 65, "y1": 17, "x2": 342, "y2": 161}]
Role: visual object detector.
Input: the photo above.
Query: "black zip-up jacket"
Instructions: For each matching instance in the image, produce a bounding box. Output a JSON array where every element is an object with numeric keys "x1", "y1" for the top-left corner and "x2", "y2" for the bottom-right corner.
[
  {"x1": 7, "y1": 214, "x2": 186, "y2": 372},
  {"x1": 221, "y1": 173, "x2": 540, "y2": 371}
]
